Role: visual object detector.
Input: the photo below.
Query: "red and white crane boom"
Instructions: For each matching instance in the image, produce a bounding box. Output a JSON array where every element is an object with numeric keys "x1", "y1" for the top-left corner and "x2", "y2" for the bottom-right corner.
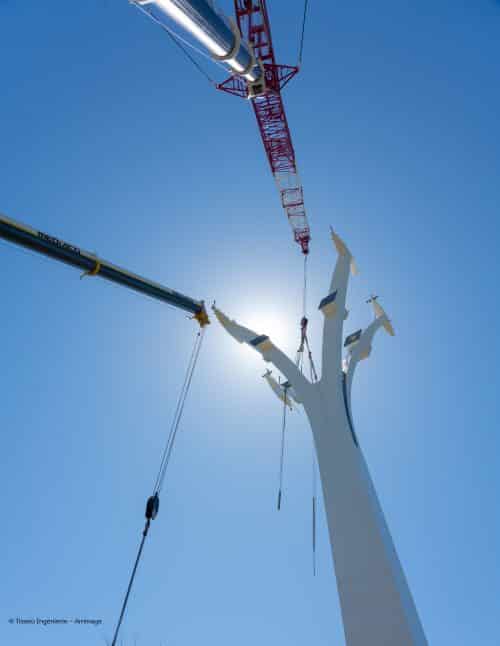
[
  {"x1": 218, "y1": 0, "x2": 310, "y2": 255},
  {"x1": 134, "y1": 0, "x2": 311, "y2": 255}
]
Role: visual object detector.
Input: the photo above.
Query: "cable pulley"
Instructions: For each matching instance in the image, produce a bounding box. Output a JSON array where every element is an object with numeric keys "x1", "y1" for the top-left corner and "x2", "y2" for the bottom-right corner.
[
  {"x1": 110, "y1": 328, "x2": 205, "y2": 646},
  {"x1": 145, "y1": 493, "x2": 160, "y2": 521}
]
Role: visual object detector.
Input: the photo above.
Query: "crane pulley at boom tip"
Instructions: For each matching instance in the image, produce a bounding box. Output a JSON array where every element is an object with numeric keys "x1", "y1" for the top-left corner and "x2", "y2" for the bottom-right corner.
[
  {"x1": 0, "y1": 213, "x2": 210, "y2": 327},
  {"x1": 0, "y1": 208, "x2": 209, "y2": 645},
  {"x1": 132, "y1": 0, "x2": 311, "y2": 255}
]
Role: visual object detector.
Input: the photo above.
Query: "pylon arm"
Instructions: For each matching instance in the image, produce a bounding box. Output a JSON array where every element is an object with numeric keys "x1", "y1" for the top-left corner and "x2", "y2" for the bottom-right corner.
[
  {"x1": 211, "y1": 306, "x2": 261, "y2": 344},
  {"x1": 260, "y1": 344, "x2": 311, "y2": 401},
  {"x1": 262, "y1": 370, "x2": 296, "y2": 410},
  {"x1": 344, "y1": 315, "x2": 389, "y2": 401},
  {"x1": 213, "y1": 305, "x2": 310, "y2": 399},
  {"x1": 213, "y1": 231, "x2": 426, "y2": 646},
  {"x1": 319, "y1": 230, "x2": 357, "y2": 388}
]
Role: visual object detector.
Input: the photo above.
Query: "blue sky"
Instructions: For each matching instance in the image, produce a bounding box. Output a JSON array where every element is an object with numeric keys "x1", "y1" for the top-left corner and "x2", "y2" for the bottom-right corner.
[{"x1": 1, "y1": 0, "x2": 499, "y2": 644}]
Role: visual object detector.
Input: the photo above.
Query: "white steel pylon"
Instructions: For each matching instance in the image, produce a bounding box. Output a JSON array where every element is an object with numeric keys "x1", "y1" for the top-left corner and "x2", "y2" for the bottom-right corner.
[{"x1": 213, "y1": 230, "x2": 427, "y2": 646}]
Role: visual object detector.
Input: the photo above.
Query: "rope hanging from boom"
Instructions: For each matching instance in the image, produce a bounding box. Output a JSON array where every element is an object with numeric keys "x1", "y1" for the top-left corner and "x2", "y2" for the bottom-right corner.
[
  {"x1": 293, "y1": 256, "x2": 319, "y2": 574},
  {"x1": 298, "y1": 0, "x2": 309, "y2": 66},
  {"x1": 130, "y1": 0, "x2": 312, "y2": 254},
  {"x1": 110, "y1": 327, "x2": 205, "y2": 646},
  {"x1": 302, "y1": 254, "x2": 308, "y2": 320},
  {"x1": 153, "y1": 329, "x2": 205, "y2": 493},
  {"x1": 295, "y1": 317, "x2": 318, "y2": 383},
  {"x1": 295, "y1": 277, "x2": 319, "y2": 382},
  {"x1": 312, "y1": 445, "x2": 317, "y2": 576},
  {"x1": 132, "y1": 1, "x2": 217, "y2": 86},
  {"x1": 276, "y1": 382, "x2": 289, "y2": 511}
]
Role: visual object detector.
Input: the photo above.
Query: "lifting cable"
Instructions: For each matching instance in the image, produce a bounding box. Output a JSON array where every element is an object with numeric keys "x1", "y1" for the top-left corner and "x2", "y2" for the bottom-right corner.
[
  {"x1": 296, "y1": 254, "x2": 309, "y2": 369},
  {"x1": 153, "y1": 328, "x2": 205, "y2": 493},
  {"x1": 304, "y1": 317, "x2": 318, "y2": 575},
  {"x1": 295, "y1": 279, "x2": 318, "y2": 383},
  {"x1": 312, "y1": 444, "x2": 317, "y2": 577},
  {"x1": 304, "y1": 334, "x2": 319, "y2": 383},
  {"x1": 276, "y1": 383, "x2": 289, "y2": 511},
  {"x1": 297, "y1": 0, "x2": 310, "y2": 67},
  {"x1": 293, "y1": 253, "x2": 319, "y2": 574},
  {"x1": 132, "y1": 1, "x2": 217, "y2": 87},
  {"x1": 111, "y1": 327, "x2": 205, "y2": 646},
  {"x1": 302, "y1": 253, "x2": 308, "y2": 321}
]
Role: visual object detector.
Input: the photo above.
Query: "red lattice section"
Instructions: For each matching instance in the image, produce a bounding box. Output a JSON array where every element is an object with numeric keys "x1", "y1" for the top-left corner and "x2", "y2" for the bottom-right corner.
[{"x1": 217, "y1": 0, "x2": 310, "y2": 254}]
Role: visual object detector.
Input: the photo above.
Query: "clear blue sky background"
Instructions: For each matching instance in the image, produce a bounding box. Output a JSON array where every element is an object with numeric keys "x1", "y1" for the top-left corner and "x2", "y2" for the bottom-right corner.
[{"x1": 1, "y1": 1, "x2": 499, "y2": 644}]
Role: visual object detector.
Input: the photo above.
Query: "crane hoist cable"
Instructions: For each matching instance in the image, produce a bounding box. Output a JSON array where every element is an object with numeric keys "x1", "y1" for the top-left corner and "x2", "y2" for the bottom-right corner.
[
  {"x1": 312, "y1": 444, "x2": 317, "y2": 577},
  {"x1": 129, "y1": 0, "x2": 312, "y2": 255},
  {"x1": 295, "y1": 314, "x2": 318, "y2": 383},
  {"x1": 293, "y1": 274, "x2": 320, "y2": 574},
  {"x1": 132, "y1": 1, "x2": 217, "y2": 86},
  {"x1": 296, "y1": 256, "x2": 307, "y2": 373},
  {"x1": 305, "y1": 323, "x2": 318, "y2": 576},
  {"x1": 276, "y1": 382, "x2": 290, "y2": 511},
  {"x1": 110, "y1": 327, "x2": 205, "y2": 646},
  {"x1": 154, "y1": 328, "x2": 205, "y2": 493},
  {"x1": 302, "y1": 254, "x2": 308, "y2": 321},
  {"x1": 304, "y1": 334, "x2": 318, "y2": 383},
  {"x1": 296, "y1": 254, "x2": 311, "y2": 369},
  {"x1": 298, "y1": 0, "x2": 310, "y2": 66},
  {"x1": 296, "y1": 255, "x2": 309, "y2": 369}
]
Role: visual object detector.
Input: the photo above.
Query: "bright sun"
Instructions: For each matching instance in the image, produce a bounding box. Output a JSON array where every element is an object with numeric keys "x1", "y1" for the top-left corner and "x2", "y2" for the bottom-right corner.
[{"x1": 241, "y1": 309, "x2": 295, "y2": 354}]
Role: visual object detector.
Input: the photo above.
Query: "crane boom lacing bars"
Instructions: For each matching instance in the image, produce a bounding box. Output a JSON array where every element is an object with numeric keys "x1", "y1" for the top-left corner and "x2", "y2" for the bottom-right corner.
[{"x1": 133, "y1": 0, "x2": 311, "y2": 255}]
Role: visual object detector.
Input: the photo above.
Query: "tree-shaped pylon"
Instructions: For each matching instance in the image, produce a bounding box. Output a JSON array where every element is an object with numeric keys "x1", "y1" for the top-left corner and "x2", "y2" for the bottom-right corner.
[{"x1": 213, "y1": 229, "x2": 427, "y2": 646}]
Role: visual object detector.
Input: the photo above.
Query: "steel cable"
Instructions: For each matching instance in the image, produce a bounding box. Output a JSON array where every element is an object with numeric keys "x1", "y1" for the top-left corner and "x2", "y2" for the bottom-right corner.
[
  {"x1": 298, "y1": 0, "x2": 309, "y2": 66},
  {"x1": 132, "y1": 1, "x2": 218, "y2": 85},
  {"x1": 111, "y1": 327, "x2": 205, "y2": 646}
]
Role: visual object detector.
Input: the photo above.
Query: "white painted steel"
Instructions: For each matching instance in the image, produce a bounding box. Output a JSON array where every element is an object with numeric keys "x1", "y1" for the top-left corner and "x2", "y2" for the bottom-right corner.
[
  {"x1": 262, "y1": 370, "x2": 296, "y2": 410},
  {"x1": 213, "y1": 231, "x2": 427, "y2": 646}
]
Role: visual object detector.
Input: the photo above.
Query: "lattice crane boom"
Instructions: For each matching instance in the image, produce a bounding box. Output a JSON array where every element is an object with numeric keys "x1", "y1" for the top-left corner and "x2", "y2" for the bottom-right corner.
[
  {"x1": 218, "y1": 0, "x2": 310, "y2": 254},
  {"x1": 134, "y1": 0, "x2": 311, "y2": 254}
]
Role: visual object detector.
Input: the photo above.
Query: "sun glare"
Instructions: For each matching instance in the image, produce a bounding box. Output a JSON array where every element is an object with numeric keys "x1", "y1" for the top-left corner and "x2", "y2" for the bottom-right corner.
[{"x1": 241, "y1": 308, "x2": 296, "y2": 355}]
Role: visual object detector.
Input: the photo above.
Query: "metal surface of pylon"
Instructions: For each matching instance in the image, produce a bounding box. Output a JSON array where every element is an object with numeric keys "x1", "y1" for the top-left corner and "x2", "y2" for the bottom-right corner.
[{"x1": 212, "y1": 230, "x2": 427, "y2": 646}]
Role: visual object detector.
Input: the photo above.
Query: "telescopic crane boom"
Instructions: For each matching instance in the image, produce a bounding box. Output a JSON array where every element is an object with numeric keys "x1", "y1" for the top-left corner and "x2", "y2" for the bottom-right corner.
[{"x1": 0, "y1": 213, "x2": 209, "y2": 326}]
